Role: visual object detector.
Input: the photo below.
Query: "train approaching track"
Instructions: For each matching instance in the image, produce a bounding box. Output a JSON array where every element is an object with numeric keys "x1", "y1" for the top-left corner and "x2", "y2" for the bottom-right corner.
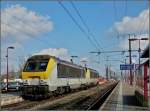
[
  {"x1": 2, "y1": 55, "x2": 118, "y2": 110},
  {"x1": 21, "y1": 55, "x2": 100, "y2": 100},
  {"x1": 2, "y1": 81, "x2": 117, "y2": 110}
]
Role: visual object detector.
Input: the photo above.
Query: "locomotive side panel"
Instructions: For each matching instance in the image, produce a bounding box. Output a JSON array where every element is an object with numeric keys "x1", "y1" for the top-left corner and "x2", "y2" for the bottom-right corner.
[
  {"x1": 21, "y1": 55, "x2": 100, "y2": 99},
  {"x1": 57, "y1": 63, "x2": 84, "y2": 89}
]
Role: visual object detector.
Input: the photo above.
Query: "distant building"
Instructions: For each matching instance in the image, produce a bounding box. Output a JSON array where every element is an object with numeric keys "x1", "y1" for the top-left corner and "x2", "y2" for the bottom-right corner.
[
  {"x1": 3, "y1": 78, "x2": 22, "y2": 83},
  {"x1": 1, "y1": 71, "x2": 21, "y2": 83}
]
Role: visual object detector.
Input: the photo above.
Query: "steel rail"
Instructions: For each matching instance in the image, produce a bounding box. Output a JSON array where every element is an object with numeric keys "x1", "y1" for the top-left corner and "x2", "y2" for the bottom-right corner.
[{"x1": 87, "y1": 83, "x2": 118, "y2": 110}]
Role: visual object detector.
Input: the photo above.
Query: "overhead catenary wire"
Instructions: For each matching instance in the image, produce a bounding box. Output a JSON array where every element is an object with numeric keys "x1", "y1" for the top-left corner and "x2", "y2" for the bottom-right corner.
[
  {"x1": 113, "y1": 0, "x2": 120, "y2": 38},
  {"x1": 133, "y1": 11, "x2": 145, "y2": 36},
  {"x1": 70, "y1": 1, "x2": 104, "y2": 68},
  {"x1": 124, "y1": 0, "x2": 127, "y2": 17},
  {"x1": 113, "y1": 0, "x2": 128, "y2": 36},
  {"x1": 58, "y1": 1, "x2": 106, "y2": 78},
  {"x1": 112, "y1": 0, "x2": 128, "y2": 61},
  {"x1": 90, "y1": 49, "x2": 140, "y2": 54},
  {"x1": 112, "y1": 0, "x2": 133, "y2": 61},
  {"x1": 139, "y1": 9, "x2": 148, "y2": 35},
  {"x1": 58, "y1": 1, "x2": 100, "y2": 51},
  {"x1": 129, "y1": 1, "x2": 148, "y2": 37},
  {"x1": 69, "y1": 1, "x2": 110, "y2": 67},
  {"x1": 70, "y1": 1, "x2": 104, "y2": 51},
  {"x1": 139, "y1": 2, "x2": 149, "y2": 36}
]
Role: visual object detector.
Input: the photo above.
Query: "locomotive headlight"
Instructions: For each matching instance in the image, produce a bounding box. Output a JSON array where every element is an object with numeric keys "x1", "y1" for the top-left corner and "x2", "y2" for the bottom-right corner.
[
  {"x1": 23, "y1": 80, "x2": 28, "y2": 85},
  {"x1": 40, "y1": 80, "x2": 47, "y2": 85}
]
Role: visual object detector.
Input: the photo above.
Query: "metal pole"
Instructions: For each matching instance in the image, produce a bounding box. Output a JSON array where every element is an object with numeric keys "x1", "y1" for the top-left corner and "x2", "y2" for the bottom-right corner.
[
  {"x1": 138, "y1": 39, "x2": 141, "y2": 69},
  {"x1": 138, "y1": 39, "x2": 141, "y2": 88},
  {"x1": 106, "y1": 56, "x2": 109, "y2": 80},
  {"x1": 129, "y1": 34, "x2": 132, "y2": 85},
  {"x1": 148, "y1": 1, "x2": 150, "y2": 109},
  {"x1": 121, "y1": 71, "x2": 122, "y2": 80},
  {"x1": 71, "y1": 56, "x2": 78, "y2": 64},
  {"x1": 125, "y1": 59, "x2": 126, "y2": 82},
  {"x1": 6, "y1": 48, "x2": 8, "y2": 91},
  {"x1": 84, "y1": 63, "x2": 86, "y2": 67},
  {"x1": 105, "y1": 65, "x2": 108, "y2": 80}
]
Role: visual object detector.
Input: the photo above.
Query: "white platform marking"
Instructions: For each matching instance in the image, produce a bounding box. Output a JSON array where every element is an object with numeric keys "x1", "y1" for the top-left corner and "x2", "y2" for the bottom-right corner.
[{"x1": 116, "y1": 82, "x2": 123, "y2": 111}]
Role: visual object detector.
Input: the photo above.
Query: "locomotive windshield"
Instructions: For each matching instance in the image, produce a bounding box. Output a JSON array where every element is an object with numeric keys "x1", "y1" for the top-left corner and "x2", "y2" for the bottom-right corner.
[{"x1": 24, "y1": 59, "x2": 49, "y2": 72}]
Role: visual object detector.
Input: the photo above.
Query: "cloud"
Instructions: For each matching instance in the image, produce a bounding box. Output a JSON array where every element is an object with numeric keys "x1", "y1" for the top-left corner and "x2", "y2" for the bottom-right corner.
[
  {"x1": 109, "y1": 9, "x2": 149, "y2": 36},
  {"x1": 1, "y1": 5, "x2": 54, "y2": 74},
  {"x1": 80, "y1": 57, "x2": 88, "y2": 62},
  {"x1": 1, "y1": 4, "x2": 53, "y2": 41},
  {"x1": 108, "y1": 9, "x2": 149, "y2": 54},
  {"x1": 34, "y1": 48, "x2": 71, "y2": 61}
]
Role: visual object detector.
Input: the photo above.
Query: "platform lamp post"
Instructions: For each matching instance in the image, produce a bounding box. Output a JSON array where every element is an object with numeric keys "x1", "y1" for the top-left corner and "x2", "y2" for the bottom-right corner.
[
  {"x1": 6, "y1": 46, "x2": 15, "y2": 91},
  {"x1": 70, "y1": 55, "x2": 78, "y2": 63}
]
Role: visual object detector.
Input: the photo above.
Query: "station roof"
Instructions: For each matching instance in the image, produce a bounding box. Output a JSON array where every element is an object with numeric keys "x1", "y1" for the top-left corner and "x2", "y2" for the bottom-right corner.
[
  {"x1": 141, "y1": 45, "x2": 149, "y2": 58},
  {"x1": 141, "y1": 59, "x2": 149, "y2": 66},
  {"x1": 145, "y1": 59, "x2": 149, "y2": 66}
]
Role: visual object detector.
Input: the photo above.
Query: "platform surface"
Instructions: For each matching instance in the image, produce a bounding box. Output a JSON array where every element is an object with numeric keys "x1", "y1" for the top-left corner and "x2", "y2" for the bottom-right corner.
[
  {"x1": 1, "y1": 92, "x2": 23, "y2": 106},
  {"x1": 100, "y1": 82, "x2": 149, "y2": 111}
]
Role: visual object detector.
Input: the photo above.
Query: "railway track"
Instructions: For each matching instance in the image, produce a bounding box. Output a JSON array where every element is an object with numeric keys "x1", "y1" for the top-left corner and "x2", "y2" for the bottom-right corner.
[
  {"x1": 54, "y1": 82, "x2": 117, "y2": 110},
  {"x1": 2, "y1": 82, "x2": 117, "y2": 110},
  {"x1": 32, "y1": 82, "x2": 117, "y2": 110},
  {"x1": 3, "y1": 100, "x2": 38, "y2": 110},
  {"x1": 87, "y1": 83, "x2": 117, "y2": 110},
  {"x1": 2, "y1": 91, "x2": 72, "y2": 110},
  {"x1": 2, "y1": 84, "x2": 95, "y2": 110}
]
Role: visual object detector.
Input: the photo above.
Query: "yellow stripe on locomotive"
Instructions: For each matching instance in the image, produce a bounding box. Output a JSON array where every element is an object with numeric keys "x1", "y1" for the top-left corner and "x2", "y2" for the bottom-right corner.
[
  {"x1": 22, "y1": 55, "x2": 56, "y2": 80},
  {"x1": 21, "y1": 55, "x2": 100, "y2": 100}
]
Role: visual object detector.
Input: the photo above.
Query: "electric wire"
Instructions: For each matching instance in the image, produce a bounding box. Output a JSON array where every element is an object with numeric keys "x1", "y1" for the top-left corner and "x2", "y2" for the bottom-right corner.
[
  {"x1": 139, "y1": 9, "x2": 148, "y2": 35},
  {"x1": 70, "y1": 1, "x2": 104, "y2": 51},
  {"x1": 58, "y1": 1, "x2": 100, "y2": 51},
  {"x1": 113, "y1": 0, "x2": 120, "y2": 38},
  {"x1": 69, "y1": 1, "x2": 105, "y2": 68}
]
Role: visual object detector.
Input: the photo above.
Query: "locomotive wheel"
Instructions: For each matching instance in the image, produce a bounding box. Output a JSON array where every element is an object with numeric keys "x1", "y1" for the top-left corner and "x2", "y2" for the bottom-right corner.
[
  {"x1": 52, "y1": 90, "x2": 58, "y2": 96},
  {"x1": 65, "y1": 86, "x2": 70, "y2": 93},
  {"x1": 57, "y1": 87, "x2": 65, "y2": 94},
  {"x1": 21, "y1": 95, "x2": 28, "y2": 100},
  {"x1": 80, "y1": 84, "x2": 86, "y2": 90}
]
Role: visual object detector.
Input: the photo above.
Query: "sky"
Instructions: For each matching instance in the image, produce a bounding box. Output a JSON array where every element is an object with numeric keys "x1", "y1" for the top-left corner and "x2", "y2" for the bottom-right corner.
[{"x1": 1, "y1": 0, "x2": 149, "y2": 76}]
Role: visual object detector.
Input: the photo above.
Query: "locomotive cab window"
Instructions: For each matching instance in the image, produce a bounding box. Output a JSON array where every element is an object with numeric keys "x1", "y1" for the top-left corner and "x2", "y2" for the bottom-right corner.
[
  {"x1": 24, "y1": 61, "x2": 36, "y2": 71},
  {"x1": 24, "y1": 59, "x2": 49, "y2": 72},
  {"x1": 38, "y1": 62, "x2": 48, "y2": 71}
]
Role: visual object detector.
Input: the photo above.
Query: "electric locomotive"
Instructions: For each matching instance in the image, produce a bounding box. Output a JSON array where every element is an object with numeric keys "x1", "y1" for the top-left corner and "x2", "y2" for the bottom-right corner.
[{"x1": 21, "y1": 55, "x2": 99, "y2": 99}]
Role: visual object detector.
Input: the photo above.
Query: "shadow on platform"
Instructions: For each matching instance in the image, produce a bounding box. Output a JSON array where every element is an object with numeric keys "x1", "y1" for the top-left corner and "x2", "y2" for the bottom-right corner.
[{"x1": 123, "y1": 95, "x2": 142, "y2": 106}]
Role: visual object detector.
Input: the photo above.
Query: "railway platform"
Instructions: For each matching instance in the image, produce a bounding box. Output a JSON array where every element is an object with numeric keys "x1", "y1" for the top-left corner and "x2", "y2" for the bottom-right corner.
[
  {"x1": 100, "y1": 81, "x2": 149, "y2": 111},
  {"x1": 1, "y1": 92, "x2": 23, "y2": 106}
]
